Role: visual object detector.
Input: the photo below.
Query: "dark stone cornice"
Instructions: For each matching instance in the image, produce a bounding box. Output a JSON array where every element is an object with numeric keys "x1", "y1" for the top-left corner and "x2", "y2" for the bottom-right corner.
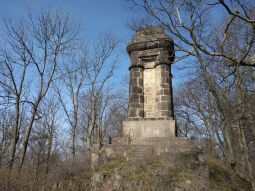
[
  {"x1": 129, "y1": 64, "x2": 145, "y2": 70},
  {"x1": 127, "y1": 39, "x2": 174, "y2": 55}
]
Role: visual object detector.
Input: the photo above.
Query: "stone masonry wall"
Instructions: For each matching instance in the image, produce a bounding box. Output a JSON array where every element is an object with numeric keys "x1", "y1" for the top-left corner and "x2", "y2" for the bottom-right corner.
[
  {"x1": 155, "y1": 64, "x2": 174, "y2": 118},
  {"x1": 128, "y1": 57, "x2": 174, "y2": 119},
  {"x1": 128, "y1": 66, "x2": 144, "y2": 118},
  {"x1": 126, "y1": 27, "x2": 175, "y2": 119}
]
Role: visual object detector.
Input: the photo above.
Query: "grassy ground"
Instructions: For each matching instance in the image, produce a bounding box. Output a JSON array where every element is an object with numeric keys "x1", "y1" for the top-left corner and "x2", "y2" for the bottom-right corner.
[
  {"x1": 1, "y1": 152, "x2": 252, "y2": 191},
  {"x1": 92, "y1": 152, "x2": 252, "y2": 191}
]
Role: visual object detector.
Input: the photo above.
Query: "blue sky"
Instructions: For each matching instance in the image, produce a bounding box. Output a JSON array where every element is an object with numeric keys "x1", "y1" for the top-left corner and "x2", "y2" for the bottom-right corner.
[
  {"x1": 0, "y1": 0, "x2": 189, "y2": 88},
  {"x1": 0, "y1": 0, "x2": 130, "y2": 37}
]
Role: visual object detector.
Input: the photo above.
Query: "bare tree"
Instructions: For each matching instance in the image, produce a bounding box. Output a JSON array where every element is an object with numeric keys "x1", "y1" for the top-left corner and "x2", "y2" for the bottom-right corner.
[
  {"x1": 175, "y1": 76, "x2": 228, "y2": 157},
  {"x1": 82, "y1": 32, "x2": 118, "y2": 149},
  {"x1": 0, "y1": 18, "x2": 30, "y2": 170},
  {"x1": 30, "y1": 96, "x2": 60, "y2": 175},
  {"x1": 0, "y1": 110, "x2": 13, "y2": 167},
  {"x1": 0, "y1": 8, "x2": 80, "y2": 171},
  {"x1": 218, "y1": 0, "x2": 255, "y2": 28},
  {"x1": 55, "y1": 46, "x2": 87, "y2": 164},
  {"x1": 129, "y1": 0, "x2": 255, "y2": 67}
]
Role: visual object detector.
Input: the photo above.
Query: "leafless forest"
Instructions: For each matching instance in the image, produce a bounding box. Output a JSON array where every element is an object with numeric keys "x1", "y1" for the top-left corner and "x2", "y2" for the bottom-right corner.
[{"x1": 0, "y1": 1, "x2": 255, "y2": 190}]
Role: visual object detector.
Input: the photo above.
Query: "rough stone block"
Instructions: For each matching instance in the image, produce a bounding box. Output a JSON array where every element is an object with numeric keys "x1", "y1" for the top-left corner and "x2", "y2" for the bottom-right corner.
[
  {"x1": 129, "y1": 94, "x2": 139, "y2": 103},
  {"x1": 161, "y1": 71, "x2": 170, "y2": 77},
  {"x1": 157, "y1": 102, "x2": 169, "y2": 111},
  {"x1": 138, "y1": 79, "x2": 143, "y2": 86},
  {"x1": 130, "y1": 78, "x2": 137, "y2": 85},
  {"x1": 122, "y1": 119, "x2": 176, "y2": 139},
  {"x1": 138, "y1": 110, "x2": 144, "y2": 117},
  {"x1": 161, "y1": 95, "x2": 170, "y2": 102},
  {"x1": 163, "y1": 89, "x2": 170, "y2": 95},
  {"x1": 128, "y1": 109, "x2": 136, "y2": 117},
  {"x1": 133, "y1": 71, "x2": 141, "y2": 77},
  {"x1": 131, "y1": 86, "x2": 143, "y2": 94},
  {"x1": 160, "y1": 111, "x2": 170, "y2": 117}
]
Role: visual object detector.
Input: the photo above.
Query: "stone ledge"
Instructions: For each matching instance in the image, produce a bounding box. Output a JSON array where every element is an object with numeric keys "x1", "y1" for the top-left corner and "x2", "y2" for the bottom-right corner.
[
  {"x1": 124, "y1": 117, "x2": 174, "y2": 121},
  {"x1": 129, "y1": 137, "x2": 189, "y2": 145},
  {"x1": 110, "y1": 136, "x2": 189, "y2": 146}
]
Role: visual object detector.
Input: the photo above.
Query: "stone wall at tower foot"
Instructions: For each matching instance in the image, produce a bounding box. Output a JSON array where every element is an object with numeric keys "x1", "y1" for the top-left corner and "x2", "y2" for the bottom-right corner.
[{"x1": 103, "y1": 137, "x2": 195, "y2": 162}]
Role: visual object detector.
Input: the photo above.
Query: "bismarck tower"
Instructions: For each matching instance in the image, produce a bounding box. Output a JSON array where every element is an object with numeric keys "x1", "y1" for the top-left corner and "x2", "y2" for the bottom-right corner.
[
  {"x1": 103, "y1": 27, "x2": 190, "y2": 162},
  {"x1": 122, "y1": 27, "x2": 176, "y2": 142},
  {"x1": 93, "y1": 28, "x2": 208, "y2": 190}
]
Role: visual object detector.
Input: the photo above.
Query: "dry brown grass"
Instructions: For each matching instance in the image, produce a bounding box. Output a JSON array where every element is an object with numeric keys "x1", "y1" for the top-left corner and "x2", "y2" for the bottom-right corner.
[{"x1": 0, "y1": 155, "x2": 92, "y2": 191}]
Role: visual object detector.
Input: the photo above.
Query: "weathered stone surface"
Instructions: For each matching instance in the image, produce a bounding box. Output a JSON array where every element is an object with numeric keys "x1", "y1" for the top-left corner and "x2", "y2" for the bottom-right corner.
[
  {"x1": 126, "y1": 27, "x2": 174, "y2": 60},
  {"x1": 104, "y1": 137, "x2": 194, "y2": 161},
  {"x1": 122, "y1": 119, "x2": 176, "y2": 138},
  {"x1": 143, "y1": 68, "x2": 156, "y2": 117},
  {"x1": 92, "y1": 172, "x2": 105, "y2": 185},
  {"x1": 127, "y1": 26, "x2": 174, "y2": 122},
  {"x1": 128, "y1": 66, "x2": 144, "y2": 118}
]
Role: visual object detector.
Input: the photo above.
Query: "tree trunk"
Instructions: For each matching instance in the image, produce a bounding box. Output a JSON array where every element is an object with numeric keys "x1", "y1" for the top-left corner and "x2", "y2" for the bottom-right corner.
[
  {"x1": 9, "y1": 97, "x2": 20, "y2": 171},
  {"x1": 236, "y1": 72, "x2": 255, "y2": 190},
  {"x1": 19, "y1": 103, "x2": 39, "y2": 172}
]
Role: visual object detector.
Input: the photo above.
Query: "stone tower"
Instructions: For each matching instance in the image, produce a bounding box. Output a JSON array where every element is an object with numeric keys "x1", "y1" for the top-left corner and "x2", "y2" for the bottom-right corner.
[
  {"x1": 93, "y1": 28, "x2": 210, "y2": 189},
  {"x1": 102, "y1": 27, "x2": 191, "y2": 165},
  {"x1": 122, "y1": 27, "x2": 177, "y2": 141}
]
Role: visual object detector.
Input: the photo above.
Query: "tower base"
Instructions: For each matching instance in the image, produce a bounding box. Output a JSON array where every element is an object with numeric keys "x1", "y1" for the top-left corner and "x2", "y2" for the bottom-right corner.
[{"x1": 122, "y1": 118, "x2": 176, "y2": 140}]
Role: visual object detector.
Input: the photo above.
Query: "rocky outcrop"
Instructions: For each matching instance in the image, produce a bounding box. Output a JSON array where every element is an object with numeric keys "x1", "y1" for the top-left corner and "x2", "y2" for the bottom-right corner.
[{"x1": 91, "y1": 148, "x2": 252, "y2": 191}]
